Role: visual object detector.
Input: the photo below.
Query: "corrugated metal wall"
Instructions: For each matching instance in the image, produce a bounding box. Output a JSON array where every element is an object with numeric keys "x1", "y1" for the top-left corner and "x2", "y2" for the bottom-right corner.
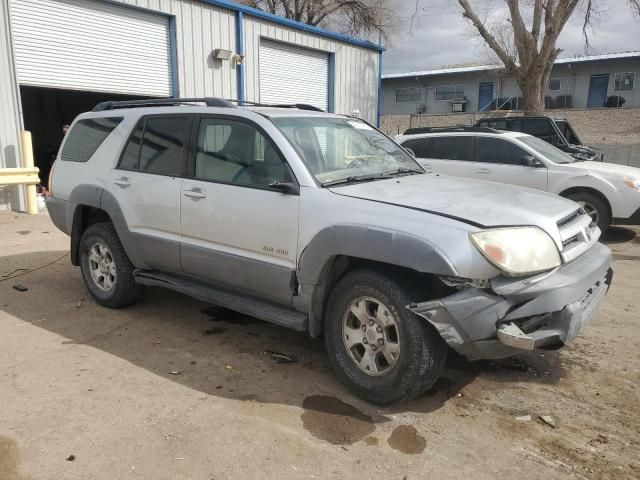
[
  {"x1": 1, "y1": 0, "x2": 380, "y2": 210},
  {"x1": 243, "y1": 16, "x2": 379, "y2": 123},
  {"x1": 0, "y1": 0, "x2": 25, "y2": 210},
  {"x1": 117, "y1": 0, "x2": 238, "y2": 99}
]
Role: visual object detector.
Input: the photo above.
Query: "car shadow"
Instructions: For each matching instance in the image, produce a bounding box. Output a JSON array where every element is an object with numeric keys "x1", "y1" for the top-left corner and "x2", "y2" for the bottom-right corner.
[
  {"x1": 601, "y1": 226, "x2": 637, "y2": 244},
  {"x1": 2, "y1": 250, "x2": 567, "y2": 419}
]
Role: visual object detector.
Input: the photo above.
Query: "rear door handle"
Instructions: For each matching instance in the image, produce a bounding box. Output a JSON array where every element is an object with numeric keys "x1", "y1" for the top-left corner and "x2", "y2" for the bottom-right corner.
[
  {"x1": 476, "y1": 168, "x2": 491, "y2": 174},
  {"x1": 113, "y1": 177, "x2": 131, "y2": 187},
  {"x1": 421, "y1": 163, "x2": 432, "y2": 169},
  {"x1": 183, "y1": 189, "x2": 207, "y2": 199}
]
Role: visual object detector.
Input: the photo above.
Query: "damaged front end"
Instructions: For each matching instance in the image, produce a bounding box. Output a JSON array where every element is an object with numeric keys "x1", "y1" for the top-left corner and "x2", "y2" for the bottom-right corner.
[{"x1": 408, "y1": 242, "x2": 613, "y2": 360}]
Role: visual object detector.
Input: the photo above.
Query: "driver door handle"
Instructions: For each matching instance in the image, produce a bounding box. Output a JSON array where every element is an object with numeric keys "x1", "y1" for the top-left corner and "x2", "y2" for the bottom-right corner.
[
  {"x1": 183, "y1": 189, "x2": 207, "y2": 199},
  {"x1": 113, "y1": 177, "x2": 131, "y2": 187},
  {"x1": 476, "y1": 168, "x2": 491, "y2": 174}
]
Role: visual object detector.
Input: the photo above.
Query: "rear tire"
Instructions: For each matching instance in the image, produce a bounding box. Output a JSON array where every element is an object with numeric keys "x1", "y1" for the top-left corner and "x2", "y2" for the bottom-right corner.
[
  {"x1": 79, "y1": 222, "x2": 143, "y2": 308},
  {"x1": 567, "y1": 191, "x2": 610, "y2": 233},
  {"x1": 324, "y1": 268, "x2": 447, "y2": 405}
]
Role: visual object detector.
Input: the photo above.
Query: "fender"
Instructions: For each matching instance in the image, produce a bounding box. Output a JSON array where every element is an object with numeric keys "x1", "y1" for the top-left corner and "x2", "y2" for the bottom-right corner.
[
  {"x1": 295, "y1": 224, "x2": 457, "y2": 337},
  {"x1": 98, "y1": 189, "x2": 150, "y2": 269},
  {"x1": 550, "y1": 172, "x2": 618, "y2": 197},
  {"x1": 67, "y1": 185, "x2": 149, "y2": 269}
]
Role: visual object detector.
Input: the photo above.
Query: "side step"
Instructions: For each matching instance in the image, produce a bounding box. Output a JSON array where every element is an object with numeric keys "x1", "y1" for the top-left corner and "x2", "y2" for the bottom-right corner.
[{"x1": 134, "y1": 270, "x2": 309, "y2": 332}]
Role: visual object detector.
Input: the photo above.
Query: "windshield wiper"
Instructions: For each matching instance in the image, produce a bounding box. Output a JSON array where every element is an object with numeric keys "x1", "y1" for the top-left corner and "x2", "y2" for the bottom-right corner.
[
  {"x1": 322, "y1": 174, "x2": 389, "y2": 187},
  {"x1": 385, "y1": 167, "x2": 424, "y2": 176}
]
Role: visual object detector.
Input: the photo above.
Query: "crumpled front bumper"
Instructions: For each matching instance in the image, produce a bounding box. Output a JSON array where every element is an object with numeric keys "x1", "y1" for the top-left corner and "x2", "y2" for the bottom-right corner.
[{"x1": 408, "y1": 242, "x2": 613, "y2": 360}]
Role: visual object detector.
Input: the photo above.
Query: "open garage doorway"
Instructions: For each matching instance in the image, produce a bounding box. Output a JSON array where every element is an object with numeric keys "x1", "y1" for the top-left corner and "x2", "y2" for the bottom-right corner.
[{"x1": 20, "y1": 86, "x2": 143, "y2": 189}]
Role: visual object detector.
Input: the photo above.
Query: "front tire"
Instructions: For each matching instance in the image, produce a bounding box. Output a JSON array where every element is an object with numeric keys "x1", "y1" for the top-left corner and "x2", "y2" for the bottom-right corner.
[
  {"x1": 567, "y1": 191, "x2": 610, "y2": 233},
  {"x1": 324, "y1": 269, "x2": 447, "y2": 405},
  {"x1": 79, "y1": 222, "x2": 143, "y2": 308}
]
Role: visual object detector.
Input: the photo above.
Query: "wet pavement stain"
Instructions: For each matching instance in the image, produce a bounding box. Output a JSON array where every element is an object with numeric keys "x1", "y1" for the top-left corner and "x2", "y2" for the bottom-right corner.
[
  {"x1": 301, "y1": 395, "x2": 376, "y2": 445},
  {"x1": 363, "y1": 436, "x2": 379, "y2": 446},
  {"x1": 387, "y1": 425, "x2": 426, "y2": 455},
  {"x1": 0, "y1": 436, "x2": 27, "y2": 480}
]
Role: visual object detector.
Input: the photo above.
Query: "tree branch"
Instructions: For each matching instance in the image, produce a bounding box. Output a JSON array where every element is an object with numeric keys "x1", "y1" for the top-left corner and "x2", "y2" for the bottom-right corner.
[{"x1": 458, "y1": 0, "x2": 519, "y2": 76}]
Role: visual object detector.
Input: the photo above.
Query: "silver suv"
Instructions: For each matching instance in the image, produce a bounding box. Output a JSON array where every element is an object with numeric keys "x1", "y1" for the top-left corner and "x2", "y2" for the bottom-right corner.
[{"x1": 47, "y1": 98, "x2": 613, "y2": 405}]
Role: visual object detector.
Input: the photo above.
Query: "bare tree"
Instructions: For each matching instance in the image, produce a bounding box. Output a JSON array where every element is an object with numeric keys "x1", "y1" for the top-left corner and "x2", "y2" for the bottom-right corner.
[
  {"x1": 239, "y1": 0, "x2": 399, "y2": 42},
  {"x1": 458, "y1": 0, "x2": 640, "y2": 114}
]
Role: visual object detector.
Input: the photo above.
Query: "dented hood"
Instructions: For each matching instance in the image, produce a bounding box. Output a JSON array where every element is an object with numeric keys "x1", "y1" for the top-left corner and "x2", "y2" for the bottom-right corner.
[{"x1": 329, "y1": 174, "x2": 578, "y2": 229}]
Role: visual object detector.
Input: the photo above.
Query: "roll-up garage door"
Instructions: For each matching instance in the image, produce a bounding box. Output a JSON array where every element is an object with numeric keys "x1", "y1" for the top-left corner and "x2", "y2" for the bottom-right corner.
[
  {"x1": 10, "y1": 0, "x2": 172, "y2": 96},
  {"x1": 259, "y1": 40, "x2": 328, "y2": 111}
]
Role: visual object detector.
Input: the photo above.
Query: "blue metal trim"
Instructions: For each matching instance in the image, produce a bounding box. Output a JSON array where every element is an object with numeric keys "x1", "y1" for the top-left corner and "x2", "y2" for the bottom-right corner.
[
  {"x1": 327, "y1": 53, "x2": 335, "y2": 112},
  {"x1": 199, "y1": 0, "x2": 384, "y2": 52},
  {"x1": 236, "y1": 11, "x2": 245, "y2": 101},
  {"x1": 169, "y1": 16, "x2": 180, "y2": 97},
  {"x1": 376, "y1": 50, "x2": 382, "y2": 127}
]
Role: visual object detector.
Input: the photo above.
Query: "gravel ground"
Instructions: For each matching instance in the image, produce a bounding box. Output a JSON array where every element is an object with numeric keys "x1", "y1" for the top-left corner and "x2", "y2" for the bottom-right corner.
[{"x1": 1, "y1": 212, "x2": 639, "y2": 480}]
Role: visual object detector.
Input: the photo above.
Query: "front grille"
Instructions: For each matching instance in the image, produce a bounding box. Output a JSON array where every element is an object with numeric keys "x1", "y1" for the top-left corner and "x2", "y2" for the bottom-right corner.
[
  {"x1": 557, "y1": 208, "x2": 599, "y2": 263},
  {"x1": 557, "y1": 209, "x2": 582, "y2": 229}
]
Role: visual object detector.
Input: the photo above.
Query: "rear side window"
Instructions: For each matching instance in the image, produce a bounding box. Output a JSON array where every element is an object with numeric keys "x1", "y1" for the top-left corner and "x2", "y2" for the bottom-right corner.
[
  {"x1": 422, "y1": 136, "x2": 474, "y2": 161},
  {"x1": 477, "y1": 137, "x2": 530, "y2": 165},
  {"x1": 478, "y1": 119, "x2": 506, "y2": 130},
  {"x1": 118, "y1": 116, "x2": 190, "y2": 176},
  {"x1": 400, "y1": 138, "x2": 427, "y2": 156},
  {"x1": 513, "y1": 119, "x2": 552, "y2": 136},
  {"x1": 60, "y1": 117, "x2": 123, "y2": 162}
]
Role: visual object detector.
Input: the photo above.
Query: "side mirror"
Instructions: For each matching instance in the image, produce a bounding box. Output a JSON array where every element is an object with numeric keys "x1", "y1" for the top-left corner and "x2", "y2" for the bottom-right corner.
[
  {"x1": 404, "y1": 147, "x2": 416, "y2": 158},
  {"x1": 522, "y1": 155, "x2": 541, "y2": 167},
  {"x1": 269, "y1": 181, "x2": 300, "y2": 195}
]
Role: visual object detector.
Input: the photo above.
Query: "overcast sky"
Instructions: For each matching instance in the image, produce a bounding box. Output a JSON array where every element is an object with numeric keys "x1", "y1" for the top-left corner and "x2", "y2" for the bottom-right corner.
[{"x1": 383, "y1": 0, "x2": 640, "y2": 73}]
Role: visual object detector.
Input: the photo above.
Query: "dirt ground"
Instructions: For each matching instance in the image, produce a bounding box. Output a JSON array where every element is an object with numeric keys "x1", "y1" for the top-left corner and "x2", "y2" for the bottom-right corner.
[{"x1": 1, "y1": 211, "x2": 639, "y2": 480}]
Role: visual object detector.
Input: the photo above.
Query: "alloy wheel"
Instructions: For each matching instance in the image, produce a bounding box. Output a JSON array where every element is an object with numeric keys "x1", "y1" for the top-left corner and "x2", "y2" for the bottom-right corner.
[
  {"x1": 342, "y1": 296, "x2": 401, "y2": 376},
  {"x1": 88, "y1": 241, "x2": 117, "y2": 291}
]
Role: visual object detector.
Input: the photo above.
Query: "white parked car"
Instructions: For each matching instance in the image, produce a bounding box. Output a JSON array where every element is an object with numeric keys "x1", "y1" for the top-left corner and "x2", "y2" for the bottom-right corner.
[{"x1": 396, "y1": 127, "x2": 640, "y2": 231}]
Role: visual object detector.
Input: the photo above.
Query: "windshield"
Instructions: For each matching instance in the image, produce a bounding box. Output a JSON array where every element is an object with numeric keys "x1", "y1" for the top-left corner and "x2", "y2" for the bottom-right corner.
[
  {"x1": 272, "y1": 116, "x2": 424, "y2": 185},
  {"x1": 518, "y1": 135, "x2": 577, "y2": 164},
  {"x1": 554, "y1": 120, "x2": 581, "y2": 145}
]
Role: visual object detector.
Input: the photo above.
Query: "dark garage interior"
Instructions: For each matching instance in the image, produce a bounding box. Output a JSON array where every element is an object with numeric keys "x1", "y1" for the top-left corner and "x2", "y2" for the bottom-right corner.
[{"x1": 19, "y1": 86, "x2": 143, "y2": 188}]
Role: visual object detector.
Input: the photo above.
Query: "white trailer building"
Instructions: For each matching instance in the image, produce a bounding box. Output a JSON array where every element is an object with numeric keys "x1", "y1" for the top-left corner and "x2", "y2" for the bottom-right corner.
[{"x1": 0, "y1": 0, "x2": 383, "y2": 211}]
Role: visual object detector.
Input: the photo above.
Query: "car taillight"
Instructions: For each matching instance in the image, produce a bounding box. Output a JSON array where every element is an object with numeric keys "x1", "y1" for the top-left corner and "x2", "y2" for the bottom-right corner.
[{"x1": 47, "y1": 160, "x2": 56, "y2": 197}]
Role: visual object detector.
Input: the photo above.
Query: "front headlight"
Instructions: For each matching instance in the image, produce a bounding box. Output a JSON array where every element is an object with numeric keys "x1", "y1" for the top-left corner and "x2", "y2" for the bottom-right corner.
[
  {"x1": 470, "y1": 227, "x2": 561, "y2": 276},
  {"x1": 623, "y1": 178, "x2": 640, "y2": 191}
]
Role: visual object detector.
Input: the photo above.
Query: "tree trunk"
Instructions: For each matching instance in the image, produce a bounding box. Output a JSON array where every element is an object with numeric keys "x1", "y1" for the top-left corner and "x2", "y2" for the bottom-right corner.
[{"x1": 519, "y1": 75, "x2": 546, "y2": 115}]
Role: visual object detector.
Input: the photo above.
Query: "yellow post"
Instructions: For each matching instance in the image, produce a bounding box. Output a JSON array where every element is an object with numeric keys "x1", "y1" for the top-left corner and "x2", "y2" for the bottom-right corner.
[{"x1": 20, "y1": 131, "x2": 39, "y2": 214}]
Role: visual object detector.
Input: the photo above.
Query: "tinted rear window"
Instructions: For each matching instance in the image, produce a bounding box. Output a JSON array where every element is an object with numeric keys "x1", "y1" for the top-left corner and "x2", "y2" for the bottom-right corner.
[
  {"x1": 118, "y1": 116, "x2": 190, "y2": 176},
  {"x1": 422, "y1": 136, "x2": 474, "y2": 161},
  {"x1": 60, "y1": 117, "x2": 123, "y2": 162},
  {"x1": 400, "y1": 138, "x2": 428, "y2": 156},
  {"x1": 478, "y1": 119, "x2": 506, "y2": 129}
]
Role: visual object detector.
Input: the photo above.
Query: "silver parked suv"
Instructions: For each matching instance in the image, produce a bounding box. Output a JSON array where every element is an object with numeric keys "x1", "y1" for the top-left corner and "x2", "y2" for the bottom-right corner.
[{"x1": 47, "y1": 98, "x2": 613, "y2": 405}]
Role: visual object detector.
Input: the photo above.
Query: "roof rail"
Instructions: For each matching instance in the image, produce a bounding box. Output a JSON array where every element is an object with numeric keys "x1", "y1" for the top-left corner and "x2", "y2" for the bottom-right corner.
[
  {"x1": 403, "y1": 126, "x2": 501, "y2": 135},
  {"x1": 92, "y1": 97, "x2": 236, "y2": 111},
  {"x1": 92, "y1": 97, "x2": 325, "y2": 112},
  {"x1": 229, "y1": 99, "x2": 324, "y2": 112}
]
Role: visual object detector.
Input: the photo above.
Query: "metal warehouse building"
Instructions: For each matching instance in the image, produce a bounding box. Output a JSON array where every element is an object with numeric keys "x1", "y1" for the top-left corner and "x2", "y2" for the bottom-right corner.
[{"x1": 0, "y1": 0, "x2": 383, "y2": 211}]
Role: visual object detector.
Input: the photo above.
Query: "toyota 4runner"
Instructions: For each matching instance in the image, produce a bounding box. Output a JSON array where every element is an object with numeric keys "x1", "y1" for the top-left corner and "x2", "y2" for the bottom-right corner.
[{"x1": 47, "y1": 98, "x2": 613, "y2": 405}]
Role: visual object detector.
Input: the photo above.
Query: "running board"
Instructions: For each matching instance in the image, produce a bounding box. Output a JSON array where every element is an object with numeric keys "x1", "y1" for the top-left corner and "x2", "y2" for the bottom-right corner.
[{"x1": 134, "y1": 270, "x2": 308, "y2": 332}]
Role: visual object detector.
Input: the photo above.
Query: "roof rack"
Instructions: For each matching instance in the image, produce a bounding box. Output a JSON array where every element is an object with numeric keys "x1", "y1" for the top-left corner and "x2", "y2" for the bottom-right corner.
[
  {"x1": 93, "y1": 97, "x2": 325, "y2": 112},
  {"x1": 229, "y1": 99, "x2": 324, "y2": 112},
  {"x1": 403, "y1": 126, "x2": 501, "y2": 135},
  {"x1": 92, "y1": 97, "x2": 236, "y2": 111}
]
